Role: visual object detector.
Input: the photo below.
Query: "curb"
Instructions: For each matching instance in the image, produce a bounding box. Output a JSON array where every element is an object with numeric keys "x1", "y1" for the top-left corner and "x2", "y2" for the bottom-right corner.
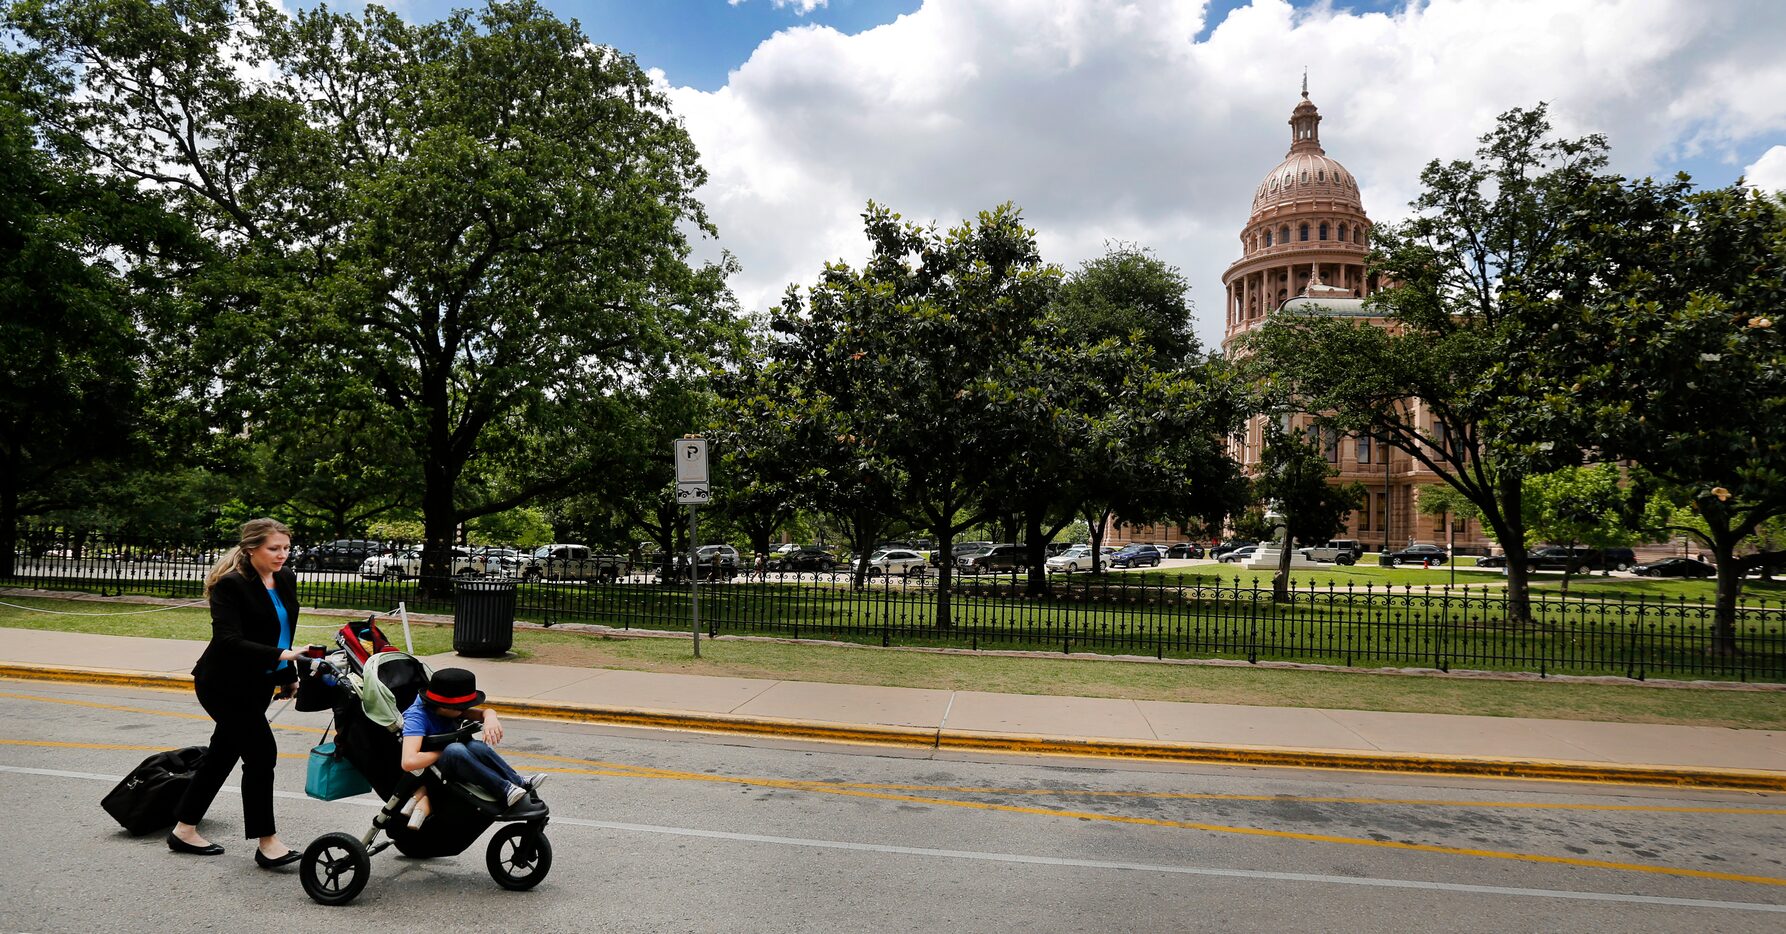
[{"x1": 4, "y1": 662, "x2": 1783, "y2": 793}]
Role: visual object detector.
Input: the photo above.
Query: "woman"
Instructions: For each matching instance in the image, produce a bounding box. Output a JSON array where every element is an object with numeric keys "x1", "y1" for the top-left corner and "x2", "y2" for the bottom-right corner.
[{"x1": 166, "y1": 518, "x2": 307, "y2": 869}]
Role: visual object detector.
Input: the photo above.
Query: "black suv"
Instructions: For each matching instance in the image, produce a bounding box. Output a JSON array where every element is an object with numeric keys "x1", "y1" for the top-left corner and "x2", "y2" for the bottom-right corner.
[
  {"x1": 768, "y1": 546, "x2": 839, "y2": 572},
  {"x1": 957, "y1": 544, "x2": 1027, "y2": 573},
  {"x1": 294, "y1": 539, "x2": 381, "y2": 571},
  {"x1": 1383, "y1": 543, "x2": 1448, "y2": 566}
]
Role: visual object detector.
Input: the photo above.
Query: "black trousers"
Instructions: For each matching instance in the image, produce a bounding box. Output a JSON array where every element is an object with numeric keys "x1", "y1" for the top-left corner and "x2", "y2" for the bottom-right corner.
[{"x1": 174, "y1": 678, "x2": 278, "y2": 838}]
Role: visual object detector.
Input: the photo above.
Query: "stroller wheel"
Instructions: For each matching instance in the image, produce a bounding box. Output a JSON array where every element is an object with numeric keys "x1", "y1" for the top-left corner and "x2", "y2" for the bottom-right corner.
[
  {"x1": 486, "y1": 824, "x2": 553, "y2": 891},
  {"x1": 302, "y1": 832, "x2": 372, "y2": 906}
]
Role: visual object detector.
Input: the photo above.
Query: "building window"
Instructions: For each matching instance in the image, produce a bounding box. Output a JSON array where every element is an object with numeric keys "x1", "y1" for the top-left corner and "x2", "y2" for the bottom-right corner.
[
  {"x1": 1319, "y1": 222, "x2": 1329, "y2": 241},
  {"x1": 1280, "y1": 225, "x2": 1290, "y2": 243},
  {"x1": 1317, "y1": 169, "x2": 1325, "y2": 181},
  {"x1": 1355, "y1": 434, "x2": 1371, "y2": 465},
  {"x1": 1301, "y1": 170, "x2": 1308, "y2": 183},
  {"x1": 1299, "y1": 224, "x2": 1309, "y2": 242},
  {"x1": 1264, "y1": 230, "x2": 1273, "y2": 247},
  {"x1": 1355, "y1": 227, "x2": 1365, "y2": 245},
  {"x1": 1338, "y1": 223, "x2": 1348, "y2": 241},
  {"x1": 1432, "y1": 420, "x2": 1449, "y2": 458}
]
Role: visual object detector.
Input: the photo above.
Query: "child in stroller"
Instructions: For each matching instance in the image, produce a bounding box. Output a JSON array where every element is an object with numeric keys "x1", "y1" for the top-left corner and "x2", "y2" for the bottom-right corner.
[
  {"x1": 397, "y1": 668, "x2": 547, "y2": 828},
  {"x1": 294, "y1": 619, "x2": 552, "y2": 906}
]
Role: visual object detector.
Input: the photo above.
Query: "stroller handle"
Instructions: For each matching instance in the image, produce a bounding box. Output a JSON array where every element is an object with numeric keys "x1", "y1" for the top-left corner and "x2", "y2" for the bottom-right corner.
[{"x1": 418, "y1": 722, "x2": 482, "y2": 753}]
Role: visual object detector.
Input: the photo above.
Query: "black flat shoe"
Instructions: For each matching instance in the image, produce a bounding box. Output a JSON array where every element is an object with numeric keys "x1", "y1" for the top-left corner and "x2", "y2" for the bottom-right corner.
[
  {"x1": 255, "y1": 847, "x2": 302, "y2": 869},
  {"x1": 166, "y1": 833, "x2": 224, "y2": 856}
]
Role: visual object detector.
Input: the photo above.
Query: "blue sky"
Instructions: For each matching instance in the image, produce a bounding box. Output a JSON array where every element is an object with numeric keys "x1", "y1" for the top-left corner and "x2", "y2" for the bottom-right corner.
[{"x1": 352, "y1": 1, "x2": 1784, "y2": 346}]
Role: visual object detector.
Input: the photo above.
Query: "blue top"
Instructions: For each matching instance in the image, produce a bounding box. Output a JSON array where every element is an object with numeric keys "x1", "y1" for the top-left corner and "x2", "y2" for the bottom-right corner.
[
  {"x1": 266, "y1": 587, "x2": 292, "y2": 676},
  {"x1": 401, "y1": 695, "x2": 462, "y2": 738}
]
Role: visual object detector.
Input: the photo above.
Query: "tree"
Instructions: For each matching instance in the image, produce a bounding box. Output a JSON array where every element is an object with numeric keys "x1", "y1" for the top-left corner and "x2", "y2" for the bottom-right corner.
[
  {"x1": 766, "y1": 202, "x2": 1059, "y2": 626},
  {"x1": 10, "y1": 0, "x2": 737, "y2": 591},
  {"x1": 1522, "y1": 464, "x2": 1642, "y2": 596},
  {"x1": 1240, "y1": 105, "x2": 1613, "y2": 625},
  {"x1": 1254, "y1": 424, "x2": 1366, "y2": 601},
  {"x1": 0, "y1": 83, "x2": 203, "y2": 568},
  {"x1": 1024, "y1": 246, "x2": 1247, "y2": 585},
  {"x1": 1533, "y1": 181, "x2": 1786, "y2": 651}
]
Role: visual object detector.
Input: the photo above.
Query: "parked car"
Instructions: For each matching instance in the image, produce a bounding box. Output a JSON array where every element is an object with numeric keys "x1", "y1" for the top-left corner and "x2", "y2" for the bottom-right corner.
[
  {"x1": 1210, "y1": 540, "x2": 1257, "y2": 559},
  {"x1": 518, "y1": 544, "x2": 623, "y2": 582},
  {"x1": 1107, "y1": 543, "x2": 1163, "y2": 569},
  {"x1": 1526, "y1": 546, "x2": 1597, "y2": 573},
  {"x1": 472, "y1": 547, "x2": 525, "y2": 576},
  {"x1": 294, "y1": 539, "x2": 382, "y2": 571},
  {"x1": 957, "y1": 544, "x2": 1027, "y2": 573},
  {"x1": 1304, "y1": 539, "x2": 1365, "y2": 565},
  {"x1": 359, "y1": 546, "x2": 474, "y2": 581},
  {"x1": 1217, "y1": 545, "x2": 1261, "y2": 564},
  {"x1": 1383, "y1": 544, "x2": 1449, "y2": 566},
  {"x1": 866, "y1": 548, "x2": 928, "y2": 577},
  {"x1": 1476, "y1": 554, "x2": 1508, "y2": 568},
  {"x1": 695, "y1": 544, "x2": 741, "y2": 578},
  {"x1": 1164, "y1": 543, "x2": 1205, "y2": 559},
  {"x1": 930, "y1": 541, "x2": 995, "y2": 568},
  {"x1": 1631, "y1": 556, "x2": 1716, "y2": 578},
  {"x1": 768, "y1": 545, "x2": 840, "y2": 572}
]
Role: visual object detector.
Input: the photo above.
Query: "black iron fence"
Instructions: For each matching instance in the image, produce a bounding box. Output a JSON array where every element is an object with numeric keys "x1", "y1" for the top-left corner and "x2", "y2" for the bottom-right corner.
[{"x1": 5, "y1": 530, "x2": 1782, "y2": 682}]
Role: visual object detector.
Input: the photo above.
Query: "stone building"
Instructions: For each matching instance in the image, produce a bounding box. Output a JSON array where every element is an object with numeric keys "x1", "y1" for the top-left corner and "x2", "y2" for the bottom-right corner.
[{"x1": 1116, "y1": 86, "x2": 1493, "y2": 553}]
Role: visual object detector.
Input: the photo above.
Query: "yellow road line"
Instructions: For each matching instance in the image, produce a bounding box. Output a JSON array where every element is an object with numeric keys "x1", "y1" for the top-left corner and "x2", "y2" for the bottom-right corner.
[
  {"x1": 502, "y1": 754, "x2": 1786, "y2": 889},
  {"x1": 5, "y1": 731, "x2": 1784, "y2": 888},
  {"x1": 0, "y1": 689, "x2": 326, "y2": 734},
  {"x1": 2, "y1": 685, "x2": 1781, "y2": 816}
]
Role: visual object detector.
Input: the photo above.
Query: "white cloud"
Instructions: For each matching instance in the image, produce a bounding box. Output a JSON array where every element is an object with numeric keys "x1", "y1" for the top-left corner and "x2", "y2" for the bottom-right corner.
[
  {"x1": 669, "y1": 0, "x2": 1786, "y2": 351},
  {"x1": 728, "y1": 0, "x2": 830, "y2": 13},
  {"x1": 1745, "y1": 145, "x2": 1786, "y2": 193}
]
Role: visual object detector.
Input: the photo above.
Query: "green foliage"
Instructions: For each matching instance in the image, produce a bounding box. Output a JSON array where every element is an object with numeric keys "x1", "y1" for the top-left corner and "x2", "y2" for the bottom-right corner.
[
  {"x1": 1255, "y1": 426, "x2": 1367, "y2": 547},
  {"x1": 1240, "y1": 104, "x2": 1616, "y2": 623},
  {"x1": 7, "y1": 0, "x2": 738, "y2": 587},
  {"x1": 466, "y1": 507, "x2": 552, "y2": 549}
]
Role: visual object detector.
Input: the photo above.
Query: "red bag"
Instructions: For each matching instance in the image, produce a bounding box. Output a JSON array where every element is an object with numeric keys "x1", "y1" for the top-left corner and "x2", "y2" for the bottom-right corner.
[{"x1": 335, "y1": 616, "x2": 397, "y2": 670}]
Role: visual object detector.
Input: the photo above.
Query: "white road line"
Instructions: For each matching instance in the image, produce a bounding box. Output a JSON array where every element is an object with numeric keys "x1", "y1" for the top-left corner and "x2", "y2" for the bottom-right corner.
[{"x1": 8, "y1": 763, "x2": 1784, "y2": 915}]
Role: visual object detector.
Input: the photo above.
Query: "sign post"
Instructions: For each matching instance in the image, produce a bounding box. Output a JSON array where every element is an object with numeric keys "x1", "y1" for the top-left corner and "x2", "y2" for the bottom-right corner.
[{"x1": 674, "y1": 437, "x2": 709, "y2": 657}]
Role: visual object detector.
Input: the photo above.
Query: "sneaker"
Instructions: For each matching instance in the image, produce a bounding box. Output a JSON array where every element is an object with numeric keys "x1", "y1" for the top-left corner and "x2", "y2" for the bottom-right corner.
[
  {"x1": 504, "y1": 783, "x2": 527, "y2": 808},
  {"x1": 525, "y1": 772, "x2": 548, "y2": 793}
]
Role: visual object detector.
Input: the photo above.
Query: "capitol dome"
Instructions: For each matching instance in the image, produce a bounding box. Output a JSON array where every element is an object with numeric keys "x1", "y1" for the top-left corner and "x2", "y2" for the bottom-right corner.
[
  {"x1": 1221, "y1": 86, "x2": 1377, "y2": 343},
  {"x1": 1250, "y1": 150, "x2": 1363, "y2": 217}
]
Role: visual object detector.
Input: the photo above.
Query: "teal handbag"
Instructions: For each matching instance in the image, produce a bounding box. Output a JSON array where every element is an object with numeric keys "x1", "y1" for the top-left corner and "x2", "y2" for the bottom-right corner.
[{"x1": 305, "y1": 721, "x2": 371, "y2": 801}]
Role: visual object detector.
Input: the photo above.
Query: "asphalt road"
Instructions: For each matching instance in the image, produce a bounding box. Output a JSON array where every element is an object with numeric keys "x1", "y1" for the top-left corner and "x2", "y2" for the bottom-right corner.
[{"x1": 3, "y1": 679, "x2": 1783, "y2": 933}]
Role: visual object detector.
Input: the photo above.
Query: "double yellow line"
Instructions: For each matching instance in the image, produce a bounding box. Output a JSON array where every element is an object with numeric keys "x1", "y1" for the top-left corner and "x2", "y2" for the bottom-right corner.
[{"x1": 5, "y1": 686, "x2": 1786, "y2": 890}]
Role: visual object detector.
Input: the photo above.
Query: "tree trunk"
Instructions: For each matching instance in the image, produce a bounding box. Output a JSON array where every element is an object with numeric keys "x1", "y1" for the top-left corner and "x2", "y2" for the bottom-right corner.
[
  {"x1": 1272, "y1": 530, "x2": 1293, "y2": 603},
  {"x1": 934, "y1": 524, "x2": 954, "y2": 630},
  {"x1": 1024, "y1": 510, "x2": 1048, "y2": 597},
  {"x1": 1086, "y1": 508, "x2": 1109, "y2": 575},
  {"x1": 0, "y1": 472, "x2": 17, "y2": 580},
  {"x1": 419, "y1": 465, "x2": 459, "y2": 600},
  {"x1": 1494, "y1": 474, "x2": 1532, "y2": 626},
  {"x1": 1708, "y1": 527, "x2": 1744, "y2": 657}
]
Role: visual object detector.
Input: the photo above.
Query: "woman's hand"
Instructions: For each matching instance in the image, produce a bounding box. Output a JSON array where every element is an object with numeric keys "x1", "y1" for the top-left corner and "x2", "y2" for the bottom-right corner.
[{"x1": 278, "y1": 648, "x2": 304, "y2": 661}]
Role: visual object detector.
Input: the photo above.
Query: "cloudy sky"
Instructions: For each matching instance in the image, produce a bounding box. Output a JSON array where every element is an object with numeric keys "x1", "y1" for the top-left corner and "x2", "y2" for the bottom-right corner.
[{"x1": 388, "y1": 0, "x2": 1786, "y2": 351}]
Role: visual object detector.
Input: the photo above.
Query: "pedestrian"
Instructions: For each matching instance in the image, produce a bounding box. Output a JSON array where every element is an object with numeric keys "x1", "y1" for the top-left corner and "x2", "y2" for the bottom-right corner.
[
  {"x1": 167, "y1": 517, "x2": 307, "y2": 868},
  {"x1": 753, "y1": 552, "x2": 766, "y2": 581}
]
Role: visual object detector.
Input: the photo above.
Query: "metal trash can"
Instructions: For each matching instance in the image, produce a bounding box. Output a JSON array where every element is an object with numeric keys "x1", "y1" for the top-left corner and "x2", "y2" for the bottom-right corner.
[
  {"x1": 453, "y1": 578, "x2": 517, "y2": 657},
  {"x1": 1377, "y1": 551, "x2": 1396, "y2": 567}
]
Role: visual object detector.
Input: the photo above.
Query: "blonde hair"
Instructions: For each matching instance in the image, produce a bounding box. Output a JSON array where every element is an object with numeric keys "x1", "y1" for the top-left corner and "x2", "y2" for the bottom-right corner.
[{"x1": 205, "y1": 518, "x2": 293, "y2": 597}]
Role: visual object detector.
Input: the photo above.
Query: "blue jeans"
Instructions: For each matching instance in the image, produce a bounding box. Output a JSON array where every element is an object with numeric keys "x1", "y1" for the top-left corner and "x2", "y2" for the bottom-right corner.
[{"x1": 434, "y1": 740, "x2": 525, "y2": 798}]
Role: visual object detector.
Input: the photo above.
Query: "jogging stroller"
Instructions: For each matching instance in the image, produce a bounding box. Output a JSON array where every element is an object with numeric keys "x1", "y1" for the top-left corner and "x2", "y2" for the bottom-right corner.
[{"x1": 296, "y1": 618, "x2": 552, "y2": 906}]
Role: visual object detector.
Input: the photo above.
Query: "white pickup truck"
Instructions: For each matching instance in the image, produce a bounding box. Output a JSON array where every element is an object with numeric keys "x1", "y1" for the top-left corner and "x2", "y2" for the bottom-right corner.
[{"x1": 516, "y1": 544, "x2": 624, "y2": 582}]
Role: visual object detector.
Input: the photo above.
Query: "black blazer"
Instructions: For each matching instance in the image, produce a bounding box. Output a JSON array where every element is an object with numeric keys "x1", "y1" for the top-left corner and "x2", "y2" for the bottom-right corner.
[{"x1": 193, "y1": 567, "x2": 301, "y2": 688}]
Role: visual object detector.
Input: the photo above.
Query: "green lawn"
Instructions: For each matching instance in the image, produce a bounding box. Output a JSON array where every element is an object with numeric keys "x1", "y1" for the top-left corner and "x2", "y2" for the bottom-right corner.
[{"x1": 3, "y1": 594, "x2": 1783, "y2": 730}]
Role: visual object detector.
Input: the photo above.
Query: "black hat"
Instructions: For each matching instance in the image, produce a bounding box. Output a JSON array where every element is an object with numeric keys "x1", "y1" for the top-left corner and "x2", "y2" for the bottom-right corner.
[{"x1": 422, "y1": 668, "x2": 486, "y2": 709}]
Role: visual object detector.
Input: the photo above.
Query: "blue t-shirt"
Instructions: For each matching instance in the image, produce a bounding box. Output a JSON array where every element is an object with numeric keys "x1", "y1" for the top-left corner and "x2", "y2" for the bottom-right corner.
[
  {"x1": 401, "y1": 695, "x2": 463, "y2": 738},
  {"x1": 266, "y1": 587, "x2": 292, "y2": 676}
]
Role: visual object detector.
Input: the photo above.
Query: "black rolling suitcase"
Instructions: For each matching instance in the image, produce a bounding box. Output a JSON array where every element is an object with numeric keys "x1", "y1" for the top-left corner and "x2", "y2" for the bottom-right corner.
[{"x1": 101, "y1": 746, "x2": 208, "y2": 835}]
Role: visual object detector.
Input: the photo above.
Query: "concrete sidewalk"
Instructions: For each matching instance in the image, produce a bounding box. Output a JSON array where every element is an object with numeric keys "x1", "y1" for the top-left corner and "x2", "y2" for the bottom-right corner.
[{"x1": 4, "y1": 628, "x2": 1785, "y2": 791}]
